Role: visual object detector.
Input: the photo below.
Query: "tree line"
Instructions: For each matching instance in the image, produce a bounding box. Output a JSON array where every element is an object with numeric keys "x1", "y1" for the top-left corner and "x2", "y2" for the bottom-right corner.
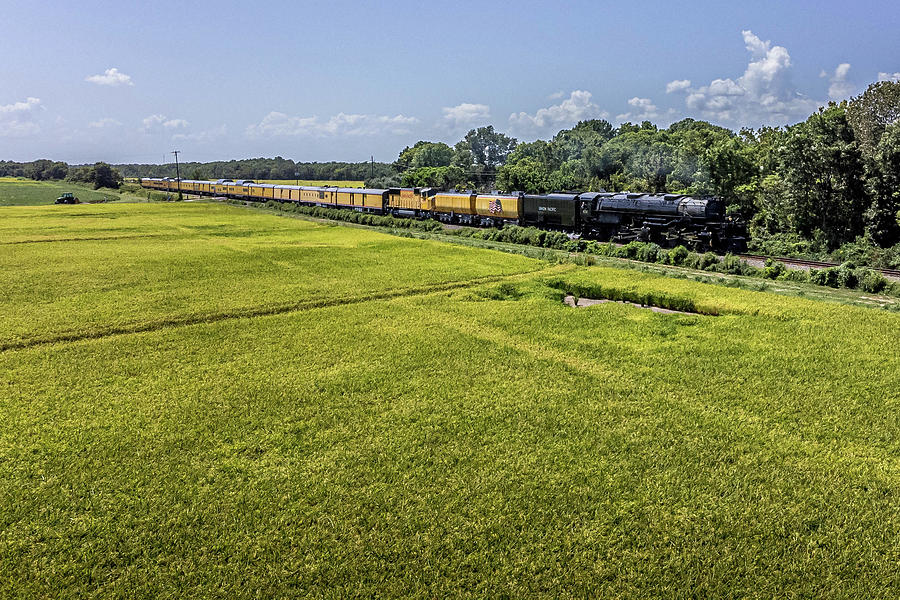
[
  {"x1": 391, "y1": 81, "x2": 900, "y2": 251},
  {"x1": 115, "y1": 158, "x2": 395, "y2": 182},
  {"x1": 1, "y1": 157, "x2": 393, "y2": 187},
  {"x1": 0, "y1": 160, "x2": 123, "y2": 189}
]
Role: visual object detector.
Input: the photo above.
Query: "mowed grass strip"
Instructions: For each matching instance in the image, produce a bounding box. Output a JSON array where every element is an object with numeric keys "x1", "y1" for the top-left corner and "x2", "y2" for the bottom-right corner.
[
  {"x1": 1, "y1": 272, "x2": 898, "y2": 597},
  {"x1": 0, "y1": 203, "x2": 541, "y2": 348}
]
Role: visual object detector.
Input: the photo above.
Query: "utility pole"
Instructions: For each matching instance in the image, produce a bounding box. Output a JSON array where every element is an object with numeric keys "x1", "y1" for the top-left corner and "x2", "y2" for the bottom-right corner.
[
  {"x1": 171, "y1": 150, "x2": 181, "y2": 198},
  {"x1": 295, "y1": 171, "x2": 299, "y2": 187}
]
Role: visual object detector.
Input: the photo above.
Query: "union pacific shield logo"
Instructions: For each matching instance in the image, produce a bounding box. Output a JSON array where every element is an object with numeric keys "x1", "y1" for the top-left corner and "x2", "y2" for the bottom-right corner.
[{"x1": 488, "y1": 198, "x2": 502, "y2": 214}]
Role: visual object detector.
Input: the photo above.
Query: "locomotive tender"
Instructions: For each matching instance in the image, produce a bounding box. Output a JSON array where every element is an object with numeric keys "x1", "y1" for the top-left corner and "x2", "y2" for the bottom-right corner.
[{"x1": 140, "y1": 178, "x2": 746, "y2": 251}]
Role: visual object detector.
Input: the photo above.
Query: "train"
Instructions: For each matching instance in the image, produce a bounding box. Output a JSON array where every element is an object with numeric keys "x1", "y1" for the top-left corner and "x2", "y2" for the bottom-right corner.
[{"x1": 140, "y1": 177, "x2": 747, "y2": 251}]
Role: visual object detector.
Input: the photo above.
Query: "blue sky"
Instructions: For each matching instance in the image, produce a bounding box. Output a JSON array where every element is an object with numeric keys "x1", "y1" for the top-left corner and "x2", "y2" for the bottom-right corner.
[{"x1": 1, "y1": 0, "x2": 898, "y2": 164}]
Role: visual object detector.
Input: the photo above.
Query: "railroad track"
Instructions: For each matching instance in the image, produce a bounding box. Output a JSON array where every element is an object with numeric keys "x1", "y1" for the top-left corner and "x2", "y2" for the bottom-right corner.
[{"x1": 739, "y1": 254, "x2": 900, "y2": 279}]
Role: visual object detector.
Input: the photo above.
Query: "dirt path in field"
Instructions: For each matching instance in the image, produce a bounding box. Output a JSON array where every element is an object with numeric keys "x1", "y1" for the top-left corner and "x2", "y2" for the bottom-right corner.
[{"x1": 563, "y1": 294, "x2": 698, "y2": 315}]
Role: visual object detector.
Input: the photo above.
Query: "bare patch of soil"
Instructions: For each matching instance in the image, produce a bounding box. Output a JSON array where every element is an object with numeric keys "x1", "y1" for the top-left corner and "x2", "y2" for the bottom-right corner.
[{"x1": 563, "y1": 294, "x2": 698, "y2": 315}]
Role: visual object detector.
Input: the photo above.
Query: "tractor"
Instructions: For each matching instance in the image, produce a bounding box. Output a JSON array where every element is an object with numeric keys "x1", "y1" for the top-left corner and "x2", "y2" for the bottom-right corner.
[{"x1": 55, "y1": 192, "x2": 80, "y2": 204}]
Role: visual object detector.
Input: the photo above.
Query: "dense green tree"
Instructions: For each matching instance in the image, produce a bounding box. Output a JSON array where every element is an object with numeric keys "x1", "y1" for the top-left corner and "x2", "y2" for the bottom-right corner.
[
  {"x1": 395, "y1": 141, "x2": 453, "y2": 170},
  {"x1": 412, "y1": 143, "x2": 453, "y2": 168},
  {"x1": 67, "y1": 162, "x2": 123, "y2": 189},
  {"x1": 506, "y1": 140, "x2": 555, "y2": 167},
  {"x1": 91, "y1": 163, "x2": 122, "y2": 189},
  {"x1": 775, "y1": 103, "x2": 868, "y2": 248},
  {"x1": 866, "y1": 122, "x2": 900, "y2": 245},
  {"x1": 24, "y1": 159, "x2": 68, "y2": 181},
  {"x1": 401, "y1": 166, "x2": 466, "y2": 189},
  {"x1": 496, "y1": 158, "x2": 552, "y2": 193},
  {"x1": 627, "y1": 140, "x2": 677, "y2": 193},
  {"x1": 550, "y1": 119, "x2": 614, "y2": 165},
  {"x1": 750, "y1": 174, "x2": 792, "y2": 236},
  {"x1": 703, "y1": 136, "x2": 757, "y2": 212},
  {"x1": 459, "y1": 126, "x2": 517, "y2": 171},
  {"x1": 551, "y1": 161, "x2": 592, "y2": 191},
  {"x1": 365, "y1": 174, "x2": 402, "y2": 189},
  {"x1": 847, "y1": 80, "x2": 900, "y2": 161}
]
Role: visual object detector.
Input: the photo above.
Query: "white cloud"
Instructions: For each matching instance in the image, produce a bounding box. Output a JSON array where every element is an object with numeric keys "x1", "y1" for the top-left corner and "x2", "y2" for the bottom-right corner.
[
  {"x1": 0, "y1": 97, "x2": 42, "y2": 137},
  {"x1": 0, "y1": 96, "x2": 41, "y2": 114},
  {"x1": 823, "y1": 63, "x2": 854, "y2": 100},
  {"x1": 141, "y1": 114, "x2": 189, "y2": 133},
  {"x1": 616, "y1": 96, "x2": 672, "y2": 123},
  {"x1": 668, "y1": 30, "x2": 819, "y2": 126},
  {"x1": 548, "y1": 91, "x2": 565, "y2": 100},
  {"x1": 878, "y1": 72, "x2": 900, "y2": 83},
  {"x1": 666, "y1": 79, "x2": 692, "y2": 94},
  {"x1": 441, "y1": 103, "x2": 490, "y2": 127},
  {"x1": 85, "y1": 68, "x2": 134, "y2": 87},
  {"x1": 88, "y1": 118, "x2": 122, "y2": 128},
  {"x1": 246, "y1": 111, "x2": 418, "y2": 138},
  {"x1": 508, "y1": 90, "x2": 608, "y2": 138}
]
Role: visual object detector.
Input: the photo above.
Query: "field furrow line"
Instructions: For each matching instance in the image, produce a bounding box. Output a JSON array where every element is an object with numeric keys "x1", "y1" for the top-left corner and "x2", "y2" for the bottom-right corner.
[
  {"x1": 0, "y1": 266, "x2": 551, "y2": 353},
  {"x1": 0, "y1": 233, "x2": 174, "y2": 245}
]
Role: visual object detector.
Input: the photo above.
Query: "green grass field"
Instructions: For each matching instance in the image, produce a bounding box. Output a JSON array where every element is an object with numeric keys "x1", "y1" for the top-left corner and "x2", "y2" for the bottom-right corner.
[
  {"x1": 2, "y1": 202, "x2": 899, "y2": 597},
  {"x1": 0, "y1": 178, "x2": 155, "y2": 206}
]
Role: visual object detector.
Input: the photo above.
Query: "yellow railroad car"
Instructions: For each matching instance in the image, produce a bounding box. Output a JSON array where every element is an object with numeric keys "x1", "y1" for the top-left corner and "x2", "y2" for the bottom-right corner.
[
  {"x1": 246, "y1": 184, "x2": 264, "y2": 199},
  {"x1": 299, "y1": 187, "x2": 323, "y2": 204},
  {"x1": 306, "y1": 186, "x2": 338, "y2": 206},
  {"x1": 248, "y1": 184, "x2": 273, "y2": 200},
  {"x1": 386, "y1": 188, "x2": 435, "y2": 214},
  {"x1": 285, "y1": 186, "x2": 301, "y2": 201},
  {"x1": 434, "y1": 192, "x2": 477, "y2": 215},
  {"x1": 335, "y1": 188, "x2": 355, "y2": 207},
  {"x1": 475, "y1": 194, "x2": 520, "y2": 221},
  {"x1": 360, "y1": 188, "x2": 388, "y2": 210},
  {"x1": 335, "y1": 188, "x2": 387, "y2": 210},
  {"x1": 213, "y1": 179, "x2": 233, "y2": 196},
  {"x1": 274, "y1": 186, "x2": 293, "y2": 201},
  {"x1": 388, "y1": 188, "x2": 421, "y2": 210},
  {"x1": 298, "y1": 186, "x2": 334, "y2": 205}
]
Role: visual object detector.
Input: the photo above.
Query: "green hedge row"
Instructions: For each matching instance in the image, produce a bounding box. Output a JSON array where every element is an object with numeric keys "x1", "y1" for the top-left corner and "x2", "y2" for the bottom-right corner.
[{"x1": 245, "y1": 200, "x2": 898, "y2": 297}]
